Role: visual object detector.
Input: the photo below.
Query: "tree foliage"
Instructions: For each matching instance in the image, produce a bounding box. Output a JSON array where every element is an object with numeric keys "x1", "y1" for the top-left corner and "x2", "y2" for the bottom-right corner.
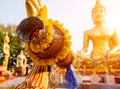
[{"x1": 0, "y1": 24, "x2": 31, "y2": 69}]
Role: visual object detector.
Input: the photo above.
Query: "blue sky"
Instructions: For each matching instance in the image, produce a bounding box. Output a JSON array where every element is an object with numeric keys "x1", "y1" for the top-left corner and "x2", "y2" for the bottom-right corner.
[
  {"x1": 0, "y1": 0, "x2": 120, "y2": 53},
  {"x1": 0, "y1": 0, "x2": 26, "y2": 24}
]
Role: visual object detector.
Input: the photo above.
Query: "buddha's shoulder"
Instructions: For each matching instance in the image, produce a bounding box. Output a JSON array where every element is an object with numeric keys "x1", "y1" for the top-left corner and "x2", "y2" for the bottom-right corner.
[
  {"x1": 84, "y1": 28, "x2": 94, "y2": 34},
  {"x1": 84, "y1": 27, "x2": 116, "y2": 34},
  {"x1": 104, "y1": 26, "x2": 116, "y2": 30}
]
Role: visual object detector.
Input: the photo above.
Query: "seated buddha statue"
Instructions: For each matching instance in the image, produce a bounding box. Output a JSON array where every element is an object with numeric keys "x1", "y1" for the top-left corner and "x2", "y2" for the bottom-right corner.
[{"x1": 78, "y1": 0, "x2": 120, "y2": 60}]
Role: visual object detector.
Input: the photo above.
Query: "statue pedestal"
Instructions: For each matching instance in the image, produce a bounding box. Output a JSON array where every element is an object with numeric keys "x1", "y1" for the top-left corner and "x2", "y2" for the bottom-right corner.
[{"x1": 14, "y1": 66, "x2": 26, "y2": 76}]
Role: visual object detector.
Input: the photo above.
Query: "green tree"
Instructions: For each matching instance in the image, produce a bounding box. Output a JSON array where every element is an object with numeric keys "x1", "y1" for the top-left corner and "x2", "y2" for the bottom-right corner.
[
  {"x1": 0, "y1": 34, "x2": 4, "y2": 64},
  {"x1": 0, "y1": 24, "x2": 31, "y2": 69}
]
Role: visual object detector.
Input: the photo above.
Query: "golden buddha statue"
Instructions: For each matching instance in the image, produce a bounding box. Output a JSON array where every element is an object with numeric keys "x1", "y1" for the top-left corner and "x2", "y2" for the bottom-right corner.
[
  {"x1": 3, "y1": 32, "x2": 10, "y2": 70},
  {"x1": 0, "y1": 32, "x2": 10, "y2": 82},
  {"x1": 16, "y1": 50, "x2": 27, "y2": 67},
  {"x1": 77, "y1": 0, "x2": 120, "y2": 74},
  {"x1": 79, "y1": 0, "x2": 120, "y2": 58}
]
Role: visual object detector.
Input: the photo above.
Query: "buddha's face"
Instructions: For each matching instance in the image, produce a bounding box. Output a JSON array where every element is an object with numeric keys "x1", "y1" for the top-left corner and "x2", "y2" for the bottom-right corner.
[
  {"x1": 92, "y1": 7, "x2": 106, "y2": 25},
  {"x1": 4, "y1": 36, "x2": 9, "y2": 43}
]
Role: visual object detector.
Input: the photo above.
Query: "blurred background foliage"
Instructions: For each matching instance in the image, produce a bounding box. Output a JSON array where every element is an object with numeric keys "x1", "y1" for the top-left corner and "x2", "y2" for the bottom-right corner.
[{"x1": 0, "y1": 24, "x2": 32, "y2": 69}]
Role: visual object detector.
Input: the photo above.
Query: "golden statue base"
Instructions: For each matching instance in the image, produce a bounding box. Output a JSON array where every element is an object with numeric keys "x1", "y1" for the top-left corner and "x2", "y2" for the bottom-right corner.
[{"x1": 14, "y1": 66, "x2": 27, "y2": 76}]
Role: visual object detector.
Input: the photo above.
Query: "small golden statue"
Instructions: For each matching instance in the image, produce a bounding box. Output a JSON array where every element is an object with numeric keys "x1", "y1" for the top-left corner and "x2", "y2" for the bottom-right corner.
[
  {"x1": 3, "y1": 32, "x2": 10, "y2": 70},
  {"x1": 0, "y1": 32, "x2": 11, "y2": 83},
  {"x1": 77, "y1": 0, "x2": 120, "y2": 74},
  {"x1": 16, "y1": 50, "x2": 27, "y2": 67}
]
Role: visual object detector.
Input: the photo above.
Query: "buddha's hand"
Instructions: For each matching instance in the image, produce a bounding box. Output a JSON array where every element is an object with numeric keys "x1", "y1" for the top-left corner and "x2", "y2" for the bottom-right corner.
[
  {"x1": 110, "y1": 46, "x2": 120, "y2": 57},
  {"x1": 108, "y1": 50, "x2": 120, "y2": 58},
  {"x1": 103, "y1": 50, "x2": 113, "y2": 58},
  {"x1": 26, "y1": 0, "x2": 43, "y2": 17},
  {"x1": 77, "y1": 48, "x2": 88, "y2": 59}
]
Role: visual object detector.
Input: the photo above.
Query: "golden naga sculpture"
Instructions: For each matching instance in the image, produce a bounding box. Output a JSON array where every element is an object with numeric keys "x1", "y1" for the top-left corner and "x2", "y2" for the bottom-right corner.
[
  {"x1": 2, "y1": 32, "x2": 10, "y2": 70},
  {"x1": 77, "y1": 0, "x2": 120, "y2": 74},
  {"x1": 16, "y1": 0, "x2": 77, "y2": 89}
]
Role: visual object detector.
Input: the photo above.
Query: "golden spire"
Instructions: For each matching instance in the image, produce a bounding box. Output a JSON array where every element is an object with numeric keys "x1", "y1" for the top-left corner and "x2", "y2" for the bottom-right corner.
[
  {"x1": 95, "y1": 0, "x2": 104, "y2": 8},
  {"x1": 92, "y1": 0, "x2": 106, "y2": 12}
]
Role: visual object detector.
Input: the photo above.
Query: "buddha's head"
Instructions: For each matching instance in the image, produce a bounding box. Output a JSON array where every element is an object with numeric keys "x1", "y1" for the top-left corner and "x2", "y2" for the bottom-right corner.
[
  {"x1": 91, "y1": 0, "x2": 106, "y2": 25},
  {"x1": 4, "y1": 32, "x2": 9, "y2": 43}
]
